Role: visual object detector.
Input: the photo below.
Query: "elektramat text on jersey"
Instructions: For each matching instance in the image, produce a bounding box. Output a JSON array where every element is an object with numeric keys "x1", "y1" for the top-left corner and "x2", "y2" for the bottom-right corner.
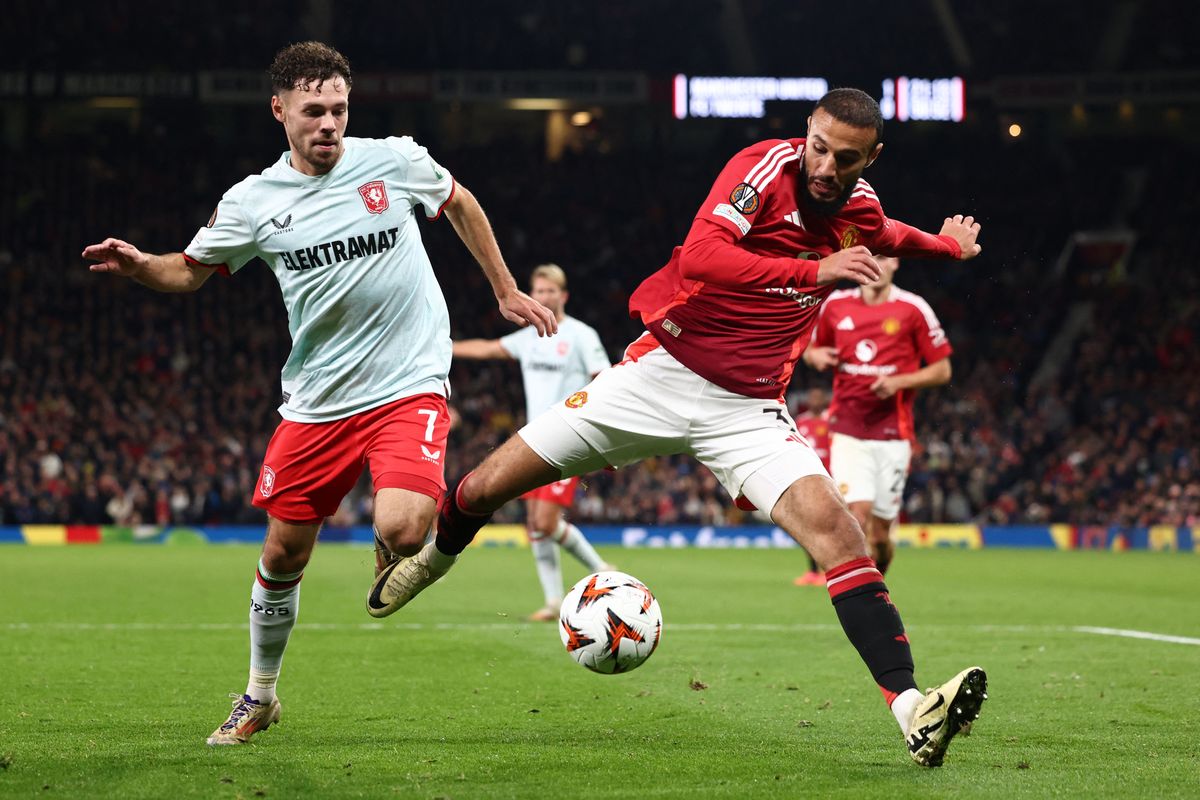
[{"x1": 277, "y1": 227, "x2": 399, "y2": 271}]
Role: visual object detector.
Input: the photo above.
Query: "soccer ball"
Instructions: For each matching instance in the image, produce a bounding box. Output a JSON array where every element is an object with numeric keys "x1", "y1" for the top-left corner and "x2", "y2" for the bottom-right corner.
[{"x1": 559, "y1": 571, "x2": 663, "y2": 674}]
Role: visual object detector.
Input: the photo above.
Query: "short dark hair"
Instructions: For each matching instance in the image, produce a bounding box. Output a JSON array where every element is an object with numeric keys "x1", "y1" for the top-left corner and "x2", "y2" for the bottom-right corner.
[
  {"x1": 814, "y1": 88, "x2": 883, "y2": 145},
  {"x1": 269, "y1": 41, "x2": 352, "y2": 93}
]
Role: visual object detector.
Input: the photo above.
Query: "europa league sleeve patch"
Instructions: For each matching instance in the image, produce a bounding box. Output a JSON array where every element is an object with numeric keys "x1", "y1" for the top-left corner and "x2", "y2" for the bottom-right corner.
[{"x1": 728, "y1": 182, "x2": 761, "y2": 214}]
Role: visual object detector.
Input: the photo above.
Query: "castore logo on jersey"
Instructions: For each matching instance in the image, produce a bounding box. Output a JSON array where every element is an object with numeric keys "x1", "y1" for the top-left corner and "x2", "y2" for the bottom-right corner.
[{"x1": 270, "y1": 214, "x2": 294, "y2": 235}]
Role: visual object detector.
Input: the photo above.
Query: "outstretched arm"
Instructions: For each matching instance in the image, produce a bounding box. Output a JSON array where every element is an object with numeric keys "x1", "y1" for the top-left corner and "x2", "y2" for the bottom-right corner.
[
  {"x1": 443, "y1": 185, "x2": 557, "y2": 336},
  {"x1": 453, "y1": 339, "x2": 512, "y2": 360},
  {"x1": 870, "y1": 357, "x2": 952, "y2": 399},
  {"x1": 82, "y1": 238, "x2": 215, "y2": 293},
  {"x1": 874, "y1": 215, "x2": 981, "y2": 261},
  {"x1": 679, "y1": 218, "x2": 882, "y2": 289}
]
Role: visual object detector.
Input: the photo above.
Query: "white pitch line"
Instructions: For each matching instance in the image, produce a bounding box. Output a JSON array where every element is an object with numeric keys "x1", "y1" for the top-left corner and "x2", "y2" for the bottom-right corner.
[
  {"x1": 3, "y1": 621, "x2": 1199, "y2": 645},
  {"x1": 1070, "y1": 626, "x2": 1200, "y2": 646}
]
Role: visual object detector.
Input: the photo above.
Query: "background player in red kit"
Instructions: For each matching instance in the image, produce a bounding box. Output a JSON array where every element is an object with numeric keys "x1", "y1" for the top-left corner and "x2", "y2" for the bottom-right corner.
[
  {"x1": 793, "y1": 387, "x2": 832, "y2": 585},
  {"x1": 803, "y1": 255, "x2": 952, "y2": 575},
  {"x1": 373, "y1": 88, "x2": 988, "y2": 767}
]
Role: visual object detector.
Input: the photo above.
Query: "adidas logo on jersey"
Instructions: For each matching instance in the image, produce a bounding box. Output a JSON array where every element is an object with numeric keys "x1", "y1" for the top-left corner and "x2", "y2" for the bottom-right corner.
[
  {"x1": 837, "y1": 316, "x2": 856, "y2": 331},
  {"x1": 784, "y1": 210, "x2": 805, "y2": 228}
]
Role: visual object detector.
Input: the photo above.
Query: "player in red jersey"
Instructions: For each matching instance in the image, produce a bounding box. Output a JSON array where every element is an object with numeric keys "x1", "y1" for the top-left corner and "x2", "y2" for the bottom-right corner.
[
  {"x1": 793, "y1": 387, "x2": 832, "y2": 585},
  {"x1": 803, "y1": 255, "x2": 952, "y2": 575},
  {"x1": 374, "y1": 89, "x2": 988, "y2": 767}
]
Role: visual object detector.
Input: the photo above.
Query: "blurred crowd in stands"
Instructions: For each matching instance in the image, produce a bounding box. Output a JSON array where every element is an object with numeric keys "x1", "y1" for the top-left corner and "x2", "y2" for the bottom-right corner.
[{"x1": 2, "y1": 3, "x2": 1197, "y2": 530}]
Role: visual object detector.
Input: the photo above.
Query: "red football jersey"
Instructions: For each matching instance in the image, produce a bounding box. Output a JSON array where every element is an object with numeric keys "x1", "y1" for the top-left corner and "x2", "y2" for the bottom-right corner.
[
  {"x1": 794, "y1": 410, "x2": 832, "y2": 470},
  {"x1": 628, "y1": 138, "x2": 960, "y2": 399},
  {"x1": 814, "y1": 286, "x2": 953, "y2": 441}
]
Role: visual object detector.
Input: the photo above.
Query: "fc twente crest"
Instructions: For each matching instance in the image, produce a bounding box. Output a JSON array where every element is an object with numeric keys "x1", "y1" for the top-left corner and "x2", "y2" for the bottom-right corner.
[{"x1": 358, "y1": 180, "x2": 389, "y2": 214}]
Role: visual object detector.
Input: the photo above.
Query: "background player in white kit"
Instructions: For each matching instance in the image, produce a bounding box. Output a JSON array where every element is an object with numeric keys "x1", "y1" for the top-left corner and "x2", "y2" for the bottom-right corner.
[
  {"x1": 453, "y1": 264, "x2": 613, "y2": 620},
  {"x1": 81, "y1": 42, "x2": 555, "y2": 746},
  {"x1": 803, "y1": 255, "x2": 952, "y2": 575}
]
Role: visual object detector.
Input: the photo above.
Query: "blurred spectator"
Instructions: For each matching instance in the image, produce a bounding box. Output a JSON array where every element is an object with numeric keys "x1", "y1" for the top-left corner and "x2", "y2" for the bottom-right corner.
[{"x1": 1, "y1": 76, "x2": 1196, "y2": 528}]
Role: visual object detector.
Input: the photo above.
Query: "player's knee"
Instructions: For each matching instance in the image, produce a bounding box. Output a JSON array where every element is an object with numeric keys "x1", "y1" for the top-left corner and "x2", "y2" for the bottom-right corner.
[
  {"x1": 836, "y1": 510, "x2": 868, "y2": 545},
  {"x1": 530, "y1": 509, "x2": 559, "y2": 535},
  {"x1": 261, "y1": 536, "x2": 313, "y2": 575},
  {"x1": 847, "y1": 504, "x2": 871, "y2": 532},
  {"x1": 376, "y1": 515, "x2": 432, "y2": 557},
  {"x1": 817, "y1": 507, "x2": 870, "y2": 565}
]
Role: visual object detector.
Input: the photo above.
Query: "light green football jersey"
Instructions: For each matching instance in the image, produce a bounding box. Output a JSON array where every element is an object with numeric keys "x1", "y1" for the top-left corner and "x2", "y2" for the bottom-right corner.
[
  {"x1": 185, "y1": 136, "x2": 454, "y2": 422},
  {"x1": 499, "y1": 316, "x2": 610, "y2": 421}
]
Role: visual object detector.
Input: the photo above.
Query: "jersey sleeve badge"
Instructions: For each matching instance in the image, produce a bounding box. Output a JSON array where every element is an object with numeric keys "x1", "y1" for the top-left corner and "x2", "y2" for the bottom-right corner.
[{"x1": 729, "y1": 182, "x2": 761, "y2": 214}]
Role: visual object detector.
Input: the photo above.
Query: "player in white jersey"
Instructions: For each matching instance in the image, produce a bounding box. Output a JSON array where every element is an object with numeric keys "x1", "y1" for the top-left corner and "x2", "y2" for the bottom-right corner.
[
  {"x1": 453, "y1": 264, "x2": 613, "y2": 620},
  {"x1": 81, "y1": 42, "x2": 556, "y2": 746}
]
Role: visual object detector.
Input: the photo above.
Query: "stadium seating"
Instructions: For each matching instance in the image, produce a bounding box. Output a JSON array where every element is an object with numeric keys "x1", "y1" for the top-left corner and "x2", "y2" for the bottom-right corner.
[{"x1": 2, "y1": 14, "x2": 1195, "y2": 528}]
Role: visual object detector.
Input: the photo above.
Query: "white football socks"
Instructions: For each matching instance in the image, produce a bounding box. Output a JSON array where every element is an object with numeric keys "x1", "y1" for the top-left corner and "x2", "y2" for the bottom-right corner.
[
  {"x1": 245, "y1": 558, "x2": 302, "y2": 704},
  {"x1": 529, "y1": 533, "x2": 564, "y2": 607},
  {"x1": 891, "y1": 688, "x2": 924, "y2": 733},
  {"x1": 553, "y1": 519, "x2": 606, "y2": 571}
]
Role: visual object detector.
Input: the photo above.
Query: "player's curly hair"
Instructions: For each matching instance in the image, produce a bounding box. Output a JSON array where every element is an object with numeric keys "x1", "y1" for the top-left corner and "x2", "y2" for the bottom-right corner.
[
  {"x1": 814, "y1": 88, "x2": 884, "y2": 144},
  {"x1": 269, "y1": 41, "x2": 352, "y2": 93}
]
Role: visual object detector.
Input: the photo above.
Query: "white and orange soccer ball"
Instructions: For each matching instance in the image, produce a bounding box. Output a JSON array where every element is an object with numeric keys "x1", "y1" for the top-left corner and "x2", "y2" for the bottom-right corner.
[{"x1": 559, "y1": 571, "x2": 663, "y2": 674}]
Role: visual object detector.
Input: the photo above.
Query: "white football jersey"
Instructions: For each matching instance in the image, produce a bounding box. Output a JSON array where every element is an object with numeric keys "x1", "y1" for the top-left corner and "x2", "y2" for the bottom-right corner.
[
  {"x1": 184, "y1": 136, "x2": 455, "y2": 422},
  {"x1": 500, "y1": 315, "x2": 610, "y2": 420}
]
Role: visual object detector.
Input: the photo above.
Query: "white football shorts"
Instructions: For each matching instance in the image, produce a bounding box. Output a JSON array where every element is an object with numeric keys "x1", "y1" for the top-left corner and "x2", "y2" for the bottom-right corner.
[
  {"x1": 829, "y1": 432, "x2": 912, "y2": 521},
  {"x1": 518, "y1": 340, "x2": 827, "y2": 516}
]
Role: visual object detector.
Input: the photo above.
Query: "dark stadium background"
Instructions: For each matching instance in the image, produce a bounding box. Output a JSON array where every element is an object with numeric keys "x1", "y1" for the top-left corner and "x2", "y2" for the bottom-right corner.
[{"x1": 2, "y1": 0, "x2": 1198, "y2": 532}]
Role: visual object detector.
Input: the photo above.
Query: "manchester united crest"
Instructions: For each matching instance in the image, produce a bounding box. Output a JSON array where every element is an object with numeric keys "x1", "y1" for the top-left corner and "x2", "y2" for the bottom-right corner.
[
  {"x1": 565, "y1": 391, "x2": 588, "y2": 409},
  {"x1": 882, "y1": 317, "x2": 901, "y2": 335},
  {"x1": 840, "y1": 225, "x2": 861, "y2": 249},
  {"x1": 358, "y1": 180, "x2": 389, "y2": 214}
]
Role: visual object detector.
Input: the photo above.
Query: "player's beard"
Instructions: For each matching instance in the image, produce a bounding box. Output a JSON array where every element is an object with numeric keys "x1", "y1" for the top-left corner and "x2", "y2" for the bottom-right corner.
[
  {"x1": 800, "y1": 166, "x2": 856, "y2": 216},
  {"x1": 310, "y1": 139, "x2": 340, "y2": 167}
]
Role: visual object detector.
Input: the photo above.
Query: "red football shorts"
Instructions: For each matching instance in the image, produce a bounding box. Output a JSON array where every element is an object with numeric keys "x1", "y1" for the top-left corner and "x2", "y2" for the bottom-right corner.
[
  {"x1": 520, "y1": 476, "x2": 580, "y2": 509},
  {"x1": 253, "y1": 393, "x2": 450, "y2": 522}
]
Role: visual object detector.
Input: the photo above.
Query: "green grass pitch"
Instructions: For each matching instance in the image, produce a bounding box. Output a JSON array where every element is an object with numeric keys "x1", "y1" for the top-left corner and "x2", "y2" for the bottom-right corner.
[{"x1": 1, "y1": 545, "x2": 1197, "y2": 798}]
